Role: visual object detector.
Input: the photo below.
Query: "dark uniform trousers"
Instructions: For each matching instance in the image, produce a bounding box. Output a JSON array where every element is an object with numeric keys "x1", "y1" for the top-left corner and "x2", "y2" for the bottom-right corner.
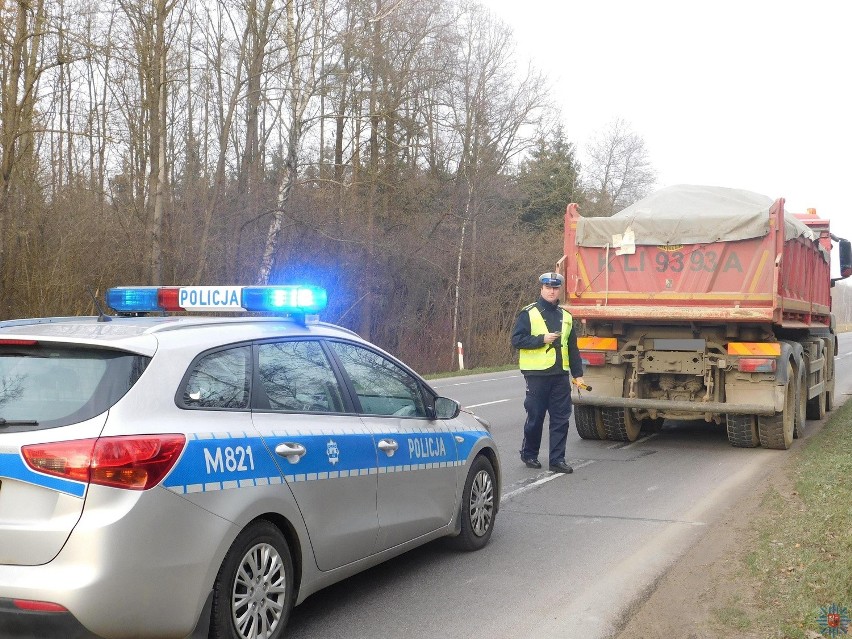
[{"x1": 520, "y1": 374, "x2": 572, "y2": 465}]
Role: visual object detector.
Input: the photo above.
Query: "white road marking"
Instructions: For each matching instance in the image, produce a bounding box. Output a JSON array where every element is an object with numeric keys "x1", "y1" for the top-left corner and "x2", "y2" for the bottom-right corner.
[
  {"x1": 432, "y1": 374, "x2": 522, "y2": 387},
  {"x1": 607, "y1": 433, "x2": 659, "y2": 449},
  {"x1": 502, "y1": 459, "x2": 597, "y2": 502},
  {"x1": 466, "y1": 399, "x2": 512, "y2": 408}
]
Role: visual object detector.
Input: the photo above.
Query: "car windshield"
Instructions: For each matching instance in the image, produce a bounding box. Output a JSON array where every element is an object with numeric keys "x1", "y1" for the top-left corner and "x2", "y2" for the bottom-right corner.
[{"x1": 0, "y1": 343, "x2": 150, "y2": 431}]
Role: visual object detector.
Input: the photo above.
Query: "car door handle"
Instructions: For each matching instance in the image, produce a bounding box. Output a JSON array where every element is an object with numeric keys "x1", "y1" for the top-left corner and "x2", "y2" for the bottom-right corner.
[
  {"x1": 275, "y1": 442, "x2": 307, "y2": 464},
  {"x1": 377, "y1": 439, "x2": 399, "y2": 457}
]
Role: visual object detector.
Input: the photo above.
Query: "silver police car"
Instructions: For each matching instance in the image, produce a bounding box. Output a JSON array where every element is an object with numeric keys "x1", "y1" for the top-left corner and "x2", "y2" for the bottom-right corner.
[{"x1": 0, "y1": 285, "x2": 500, "y2": 639}]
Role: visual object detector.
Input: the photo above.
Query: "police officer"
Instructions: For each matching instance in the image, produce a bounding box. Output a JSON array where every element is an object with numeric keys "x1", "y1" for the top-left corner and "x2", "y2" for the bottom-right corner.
[{"x1": 511, "y1": 271, "x2": 585, "y2": 473}]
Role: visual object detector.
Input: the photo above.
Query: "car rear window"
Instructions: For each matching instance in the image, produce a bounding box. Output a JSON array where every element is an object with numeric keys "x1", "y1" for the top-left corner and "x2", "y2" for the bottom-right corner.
[{"x1": 0, "y1": 343, "x2": 150, "y2": 432}]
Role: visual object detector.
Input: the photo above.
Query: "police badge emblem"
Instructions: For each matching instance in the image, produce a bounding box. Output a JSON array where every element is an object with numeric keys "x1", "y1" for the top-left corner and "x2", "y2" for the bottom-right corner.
[{"x1": 326, "y1": 439, "x2": 340, "y2": 466}]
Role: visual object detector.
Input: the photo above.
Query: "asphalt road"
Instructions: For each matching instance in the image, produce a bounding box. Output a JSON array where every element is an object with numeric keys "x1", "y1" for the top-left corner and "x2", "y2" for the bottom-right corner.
[{"x1": 283, "y1": 333, "x2": 852, "y2": 639}]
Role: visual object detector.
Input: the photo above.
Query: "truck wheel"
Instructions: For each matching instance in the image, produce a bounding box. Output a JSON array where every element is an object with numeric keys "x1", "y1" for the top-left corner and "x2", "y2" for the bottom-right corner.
[
  {"x1": 806, "y1": 390, "x2": 826, "y2": 421},
  {"x1": 641, "y1": 417, "x2": 665, "y2": 433},
  {"x1": 757, "y1": 362, "x2": 795, "y2": 450},
  {"x1": 825, "y1": 337, "x2": 836, "y2": 411},
  {"x1": 574, "y1": 405, "x2": 607, "y2": 440},
  {"x1": 794, "y1": 366, "x2": 807, "y2": 438},
  {"x1": 725, "y1": 414, "x2": 759, "y2": 447},
  {"x1": 601, "y1": 407, "x2": 641, "y2": 442}
]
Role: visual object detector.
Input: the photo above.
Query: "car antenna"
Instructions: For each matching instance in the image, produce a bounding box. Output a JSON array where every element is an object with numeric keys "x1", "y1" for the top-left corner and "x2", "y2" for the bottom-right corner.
[{"x1": 86, "y1": 286, "x2": 112, "y2": 322}]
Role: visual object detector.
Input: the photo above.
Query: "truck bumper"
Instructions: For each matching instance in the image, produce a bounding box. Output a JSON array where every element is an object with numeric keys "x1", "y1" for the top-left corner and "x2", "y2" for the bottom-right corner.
[{"x1": 572, "y1": 395, "x2": 775, "y2": 415}]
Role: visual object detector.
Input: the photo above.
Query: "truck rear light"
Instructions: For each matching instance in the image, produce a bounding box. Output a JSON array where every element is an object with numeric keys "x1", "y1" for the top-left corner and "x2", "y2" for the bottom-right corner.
[
  {"x1": 13, "y1": 599, "x2": 68, "y2": 613},
  {"x1": 581, "y1": 351, "x2": 606, "y2": 366},
  {"x1": 0, "y1": 339, "x2": 38, "y2": 346},
  {"x1": 577, "y1": 337, "x2": 617, "y2": 350},
  {"x1": 727, "y1": 342, "x2": 781, "y2": 356},
  {"x1": 22, "y1": 435, "x2": 186, "y2": 491},
  {"x1": 737, "y1": 358, "x2": 777, "y2": 373}
]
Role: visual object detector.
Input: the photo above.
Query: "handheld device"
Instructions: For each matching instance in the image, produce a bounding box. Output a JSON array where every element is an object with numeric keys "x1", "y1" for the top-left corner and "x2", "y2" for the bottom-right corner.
[{"x1": 572, "y1": 379, "x2": 593, "y2": 392}]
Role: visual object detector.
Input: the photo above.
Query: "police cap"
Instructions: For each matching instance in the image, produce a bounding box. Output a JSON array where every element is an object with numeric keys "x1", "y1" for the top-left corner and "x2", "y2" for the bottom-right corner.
[{"x1": 539, "y1": 272, "x2": 564, "y2": 287}]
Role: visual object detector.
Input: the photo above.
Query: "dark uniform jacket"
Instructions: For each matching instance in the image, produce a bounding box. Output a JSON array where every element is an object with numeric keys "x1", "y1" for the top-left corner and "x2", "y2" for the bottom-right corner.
[{"x1": 511, "y1": 296, "x2": 585, "y2": 377}]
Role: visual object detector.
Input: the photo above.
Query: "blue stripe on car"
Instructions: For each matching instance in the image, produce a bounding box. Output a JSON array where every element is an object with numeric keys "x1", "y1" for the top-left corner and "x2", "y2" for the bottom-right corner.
[
  {"x1": 162, "y1": 429, "x2": 488, "y2": 495},
  {"x1": 0, "y1": 452, "x2": 87, "y2": 498}
]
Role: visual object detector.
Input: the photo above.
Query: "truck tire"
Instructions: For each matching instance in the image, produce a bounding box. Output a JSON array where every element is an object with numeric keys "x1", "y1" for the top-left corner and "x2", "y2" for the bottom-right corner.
[
  {"x1": 794, "y1": 366, "x2": 807, "y2": 438},
  {"x1": 758, "y1": 362, "x2": 795, "y2": 450},
  {"x1": 808, "y1": 337, "x2": 831, "y2": 419},
  {"x1": 806, "y1": 389, "x2": 826, "y2": 421},
  {"x1": 826, "y1": 337, "x2": 836, "y2": 411},
  {"x1": 601, "y1": 406, "x2": 641, "y2": 442},
  {"x1": 641, "y1": 417, "x2": 665, "y2": 433},
  {"x1": 725, "y1": 414, "x2": 759, "y2": 447},
  {"x1": 574, "y1": 405, "x2": 607, "y2": 440}
]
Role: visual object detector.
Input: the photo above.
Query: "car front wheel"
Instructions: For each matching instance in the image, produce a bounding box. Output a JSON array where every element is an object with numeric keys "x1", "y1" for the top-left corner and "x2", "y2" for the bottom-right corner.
[
  {"x1": 210, "y1": 520, "x2": 295, "y2": 639},
  {"x1": 449, "y1": 455, "x2": 497, "y2": 551}
]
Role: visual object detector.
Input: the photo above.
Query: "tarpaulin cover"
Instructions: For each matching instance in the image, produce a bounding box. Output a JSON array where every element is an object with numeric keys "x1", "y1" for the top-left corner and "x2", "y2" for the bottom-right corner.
[{"x1": 576, "y1": 184, "x2": 816, "y2": 248}]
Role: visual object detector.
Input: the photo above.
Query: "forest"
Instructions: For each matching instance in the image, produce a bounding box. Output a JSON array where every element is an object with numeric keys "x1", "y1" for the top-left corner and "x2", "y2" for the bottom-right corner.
[{"x1": 0, "y1": 0, "x2": 656, "y2": 373}]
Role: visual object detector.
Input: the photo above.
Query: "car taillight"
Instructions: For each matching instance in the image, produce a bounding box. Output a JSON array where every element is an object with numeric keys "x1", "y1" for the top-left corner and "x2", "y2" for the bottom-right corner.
[
  {"x1": 22, "y1": 435, "x2": 186, "y2": 490},
  {"x1": 13, "y1": 600, "x2": 68, "y2": 613},
  {"x1": 581, "y1": 351, "x2": 606, "y2": 366},
  {"x1": 737, "y1": 358, "x2": 777, "y2": 373}
]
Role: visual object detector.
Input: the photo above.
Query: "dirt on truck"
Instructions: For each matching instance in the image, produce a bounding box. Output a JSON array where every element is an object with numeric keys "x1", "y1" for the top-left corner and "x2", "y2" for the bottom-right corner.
[{"x1": 561, "y1": 184, "x2": 852, "y2": 449}]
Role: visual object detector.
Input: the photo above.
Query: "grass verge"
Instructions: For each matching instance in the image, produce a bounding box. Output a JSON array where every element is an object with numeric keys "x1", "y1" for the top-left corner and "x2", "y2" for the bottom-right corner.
[
  {"x1": 740, "y1": 398, "x2": 852, "y2": 637},
  {"x1": 421, "y1": 363, "x2": 516, "y2": 380}
]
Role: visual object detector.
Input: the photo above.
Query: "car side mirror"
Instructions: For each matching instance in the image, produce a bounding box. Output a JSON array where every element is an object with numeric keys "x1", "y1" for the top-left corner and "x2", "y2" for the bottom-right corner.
[{"x1": 433, "y1": 396, "x2": 460, "y2": 420}]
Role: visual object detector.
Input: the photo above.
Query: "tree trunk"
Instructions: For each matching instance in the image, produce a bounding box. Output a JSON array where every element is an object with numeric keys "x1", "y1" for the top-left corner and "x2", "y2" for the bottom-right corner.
[{"x1": 451, "y1": 182, "x2": 474, "y2": 369}]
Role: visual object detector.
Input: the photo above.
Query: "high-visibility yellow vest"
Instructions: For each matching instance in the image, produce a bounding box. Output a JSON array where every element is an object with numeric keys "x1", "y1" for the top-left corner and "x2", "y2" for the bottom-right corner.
[{"x1": 518, "y1": 305, "x2": 572, "y2": 371}]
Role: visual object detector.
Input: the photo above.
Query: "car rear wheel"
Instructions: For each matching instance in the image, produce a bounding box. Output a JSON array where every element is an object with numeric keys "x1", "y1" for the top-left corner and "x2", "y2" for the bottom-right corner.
[
  {"x1": 448, "y1": 455, "x2": 496, "y2": 551},
  {"x1": 210, "y1": 520, "x2": 294, "y2": 639}
]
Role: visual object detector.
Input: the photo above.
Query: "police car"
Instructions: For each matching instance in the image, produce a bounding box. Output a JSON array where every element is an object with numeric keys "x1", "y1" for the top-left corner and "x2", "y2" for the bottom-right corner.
[{"x1": 0, "y1": 285, "x2": 500, "y2": 639}]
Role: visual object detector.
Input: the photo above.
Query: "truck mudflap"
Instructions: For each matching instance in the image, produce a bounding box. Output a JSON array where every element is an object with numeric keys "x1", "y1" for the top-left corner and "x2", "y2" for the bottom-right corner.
[{"x1": 572, "y1": 395, "x2": 776, "y2": 416}]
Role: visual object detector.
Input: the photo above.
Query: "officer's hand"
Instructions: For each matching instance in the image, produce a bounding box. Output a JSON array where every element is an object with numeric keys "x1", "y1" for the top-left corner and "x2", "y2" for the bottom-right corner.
[
  {"x1": 543, "y1": 332, "x2": 560, "y2": 344},
  {"x1": 574, "y1": 376, "x2": 586, "y2": 387}
]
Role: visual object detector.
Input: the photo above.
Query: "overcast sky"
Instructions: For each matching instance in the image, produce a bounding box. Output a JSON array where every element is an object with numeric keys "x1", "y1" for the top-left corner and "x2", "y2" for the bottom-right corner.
[{"x1": 481, "y1": 0, "x2": 852, "y2": 258}]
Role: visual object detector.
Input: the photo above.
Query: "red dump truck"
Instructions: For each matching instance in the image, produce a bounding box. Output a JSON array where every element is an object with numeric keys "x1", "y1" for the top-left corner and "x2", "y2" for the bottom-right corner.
[{"x1": 561, "y1": 184, "x2": 852, "y2": 449}]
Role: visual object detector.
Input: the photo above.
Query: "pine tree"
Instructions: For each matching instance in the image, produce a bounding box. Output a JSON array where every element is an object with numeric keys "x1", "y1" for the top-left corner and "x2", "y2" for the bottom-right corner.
[{"x1": 517, "y1": 125, "x2": 583, "y2": 228}]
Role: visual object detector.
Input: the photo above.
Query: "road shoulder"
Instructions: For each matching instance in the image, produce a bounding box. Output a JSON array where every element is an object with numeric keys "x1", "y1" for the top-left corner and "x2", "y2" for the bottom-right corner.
[{"x1": 612, "y1": 452, "x2": 794, "y2": 639}]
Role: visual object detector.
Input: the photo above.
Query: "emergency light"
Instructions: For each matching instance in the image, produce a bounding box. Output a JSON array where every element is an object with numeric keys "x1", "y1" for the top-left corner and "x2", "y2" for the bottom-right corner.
[{"x1": 106, "y1": 285, "x2": 328, "y2": 315}]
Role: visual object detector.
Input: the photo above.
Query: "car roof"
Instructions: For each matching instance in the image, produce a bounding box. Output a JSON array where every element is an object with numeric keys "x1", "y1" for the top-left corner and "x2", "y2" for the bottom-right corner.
[{"x1": 0, "y1": 315, "x2": 363, "y2": 357}]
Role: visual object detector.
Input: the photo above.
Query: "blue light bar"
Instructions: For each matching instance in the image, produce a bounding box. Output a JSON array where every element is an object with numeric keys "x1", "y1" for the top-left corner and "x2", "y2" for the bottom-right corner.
[
  {"x1": 242, "y1": 286, "x2": 327, "y2": 314},
  {"x1": 106, "y1": 287, "x2": 162, "y2": 313},
  {"x1": 105, "y1": 285, "x2": 328, "y2": 315}
]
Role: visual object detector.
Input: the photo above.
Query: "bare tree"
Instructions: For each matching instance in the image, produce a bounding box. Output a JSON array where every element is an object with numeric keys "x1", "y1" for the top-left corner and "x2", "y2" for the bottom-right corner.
[
  {"x1": 442, "y1": 1, "x2": 549, "y2": 368},
  {"x1": 117, "y1": 0, "x2": 185, "y2": 284},
  {"x1": 582, "y1": 117, "x2": 656, "y2": 217},
  {"x1": 0, "y1": 0, "x2": 58, "y2": 306},
  {"x1": 191, "y1": 0, "x2": 256, "y2": 282},
  {"x1": 257, "y1": 0, "x2": 329, "y2": 285}
]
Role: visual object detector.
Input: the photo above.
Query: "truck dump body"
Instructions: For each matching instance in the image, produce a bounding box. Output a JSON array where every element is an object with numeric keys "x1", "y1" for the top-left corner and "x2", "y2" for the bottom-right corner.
[
  {"x1": 560, "y1": 185, "x2": 848, "y2": 450},
  {"x1": 564, "y1": 185, "x2": 831, "y2": 328}
]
